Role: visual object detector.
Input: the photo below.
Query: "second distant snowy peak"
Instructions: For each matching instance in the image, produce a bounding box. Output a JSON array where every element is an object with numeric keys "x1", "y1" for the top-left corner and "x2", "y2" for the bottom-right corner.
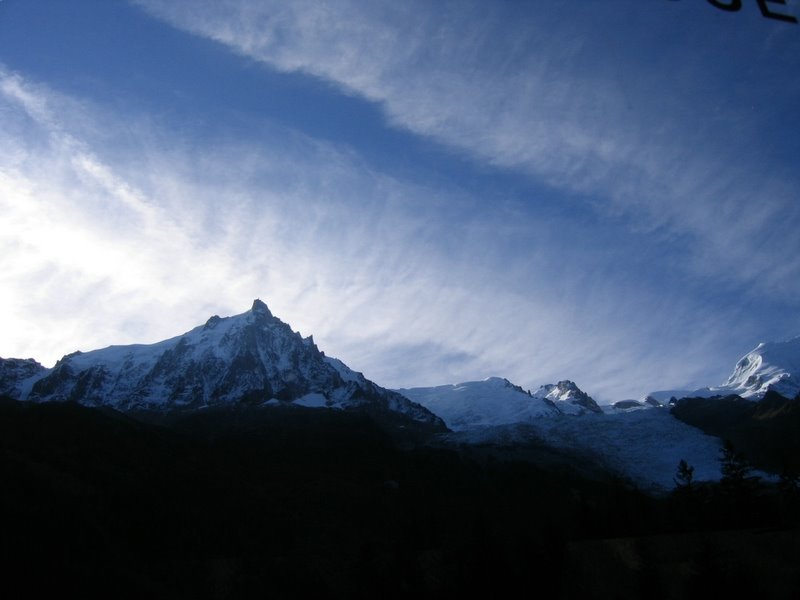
[{"x1": 397, "y1": 376, "x2": 599, "y2": 432}]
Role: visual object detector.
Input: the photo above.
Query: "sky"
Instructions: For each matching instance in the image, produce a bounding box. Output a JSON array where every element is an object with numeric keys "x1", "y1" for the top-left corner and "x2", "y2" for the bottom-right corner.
[{"x1": 1, "y1": 0, "x2": 799, "y2": 402}]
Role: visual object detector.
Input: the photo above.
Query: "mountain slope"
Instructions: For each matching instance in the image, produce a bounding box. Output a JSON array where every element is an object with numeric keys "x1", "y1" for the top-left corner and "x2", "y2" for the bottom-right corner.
[
  {"x1": 720, "y1": 337, "x2": 800, "y2": 399},
  {"x1": 5, "y1": 300, "x2": 443, "y2": 427},
  {"x1": 646, "y1": 336, "x2": 800, "y2": 403},
  {"x1": 439, "y1": 408, "x2": 724, "y2": 492},
  {"x1": 398, "y1": 377, "x2": 600, "y2": 431},
  {"x1": 531, "y1": 380, "x2": 602, "y2": 415},
  {"x1": 397, "y1": 377, "x2": 560, "y2": 431},
  {"x1": 671, "y1": 390, "x2": 800, "y2": 472},
  {"x1": 0, "y1": 357, "x2": 48, "y2": 399}
]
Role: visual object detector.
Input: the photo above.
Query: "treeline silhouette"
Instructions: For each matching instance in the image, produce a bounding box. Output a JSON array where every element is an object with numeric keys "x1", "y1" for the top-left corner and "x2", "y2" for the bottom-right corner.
[
  {"x1": 671, "y1": 391, "x2": 800, "y2": 473},
  {"x1": 1, "y1": 396, "x2": 799, "y2": 599}
]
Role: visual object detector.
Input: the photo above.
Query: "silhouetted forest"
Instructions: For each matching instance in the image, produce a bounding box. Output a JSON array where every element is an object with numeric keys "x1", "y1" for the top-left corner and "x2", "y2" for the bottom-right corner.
[
  {"x1": 2, "y1": 396, "x2": 799, "y2": 599},
  {"x1": 672, "y1": 392, "x2": 800, "y2": 473}
]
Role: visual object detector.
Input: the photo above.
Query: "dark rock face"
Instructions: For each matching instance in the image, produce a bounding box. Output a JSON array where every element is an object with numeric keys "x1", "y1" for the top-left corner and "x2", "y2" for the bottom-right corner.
[
  {"x1": 613, "y1": 400, "x2": 644, "y2": 410},
  {"x1": 0, "y1": 357, "x2": 48, "y2": 398},
  {"x1": 551, "y1": 380, "x2": 603, "y2": 414},
  {"x1": 670, "y1": 392, "x2": 800, "y2": 471}
]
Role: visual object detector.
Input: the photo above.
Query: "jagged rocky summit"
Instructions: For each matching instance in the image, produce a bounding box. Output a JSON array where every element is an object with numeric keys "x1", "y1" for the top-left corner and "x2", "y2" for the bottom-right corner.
[
  {"x1": 0, "y1": 300, "x2": 444, "y2": 427},
  {"x1": 532, "y1": 379, "x2": 603, "y2": 415},
  {"x1": 397, "y1": 376, "x2": 601, "y2": 432}
]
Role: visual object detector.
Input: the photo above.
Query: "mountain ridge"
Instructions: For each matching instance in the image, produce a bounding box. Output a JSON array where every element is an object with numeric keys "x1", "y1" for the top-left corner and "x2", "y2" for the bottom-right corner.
[
  {"x1": 645, "y1": 336, "x2": 800, "y2": 404},
  {"x1": 397, "y1": 376, "x2": 601, "y2": 432},
  {"x1": 0, "y1": 299, "x2": 444, "y2": 429}
]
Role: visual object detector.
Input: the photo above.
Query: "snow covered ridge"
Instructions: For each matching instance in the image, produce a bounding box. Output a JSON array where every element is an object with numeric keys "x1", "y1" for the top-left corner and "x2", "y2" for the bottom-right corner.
[
  {"x1": 644, "y1": 336, "x2": 800, "y2": 404},
  {"x1": 397, "y1": 377, "x2": 601, "y2": 432},
  {"x1": 532, "y1": 379, "x2": 603, "y2": 415},
  {"x1": 0, "y1": 357, "x2": 48, "y2": 399},
  {"x1": 0, "y1": 300, "x2": 443, "y2": 425},
  {"x1": 722, "y1": 337, "x2": 800, "y2": 399},
  {"x1": 399, "y1": 377, "x2": 726, "y2": 491},
  {"x1": 440, "y1": 409, "x2": 724, "y2": 493}
]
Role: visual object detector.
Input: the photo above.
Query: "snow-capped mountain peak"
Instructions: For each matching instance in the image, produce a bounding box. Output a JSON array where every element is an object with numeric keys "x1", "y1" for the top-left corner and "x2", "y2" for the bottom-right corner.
[
  {"x1": 397, "y1": 376, "x2": 600, "y2": 431},
  {"x1": 722, "y1": 337, "x2": 800, "y2": 399},
  {"x1": 396, "y1": 377, "x2": 560, "y2": 431},
  {"x1": 250, "y1": 298, "x2": 273, "y2": 319},
  {"x1": 532, "y1": 380, "x2": 602, "y2": 415},
  {"x1": 0, "y1": 300, "x2": 444, "y2": 427},
  {"x1": 644, "y1": 335, "x2": 800, "y2": 403}
]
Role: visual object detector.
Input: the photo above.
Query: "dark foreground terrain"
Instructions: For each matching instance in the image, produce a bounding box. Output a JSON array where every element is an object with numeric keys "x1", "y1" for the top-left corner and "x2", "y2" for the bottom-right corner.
[
  {"x1": 672, "y1": 391, "x2": 800, "y2": 473},
  {"x1": 1, "y1": 397, "x2": 799, "y2": 599}
]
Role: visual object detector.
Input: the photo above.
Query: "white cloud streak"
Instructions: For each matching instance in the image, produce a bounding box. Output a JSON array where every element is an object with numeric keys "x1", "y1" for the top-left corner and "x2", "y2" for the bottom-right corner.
[
  {"x1": 133, "y1": 0, "x2": 800, "y2": 303},
  {"x1": 24, "y1": 0, "x2": 800, "y2": 406},
  {"x1": 1, "y1": 61, "x2": 760, "y2": 401}
]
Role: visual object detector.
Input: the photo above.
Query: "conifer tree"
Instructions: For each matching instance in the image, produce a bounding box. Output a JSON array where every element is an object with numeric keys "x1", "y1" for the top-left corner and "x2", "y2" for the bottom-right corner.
[
  {"x1": 674, "y1": 459, "x2": 695, "y2": 490},
  {"x1": 719, "y1": 440, "x2": 750, "y2": 486}
]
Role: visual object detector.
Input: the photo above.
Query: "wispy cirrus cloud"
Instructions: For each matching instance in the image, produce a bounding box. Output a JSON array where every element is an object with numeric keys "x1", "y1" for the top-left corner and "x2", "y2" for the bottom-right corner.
[
  {"x1": 1, "y1": 62, "x2": 763, "y2": 400},
  {"x1": 133, "y1": 0, "x2": 800, "y2": 302}
]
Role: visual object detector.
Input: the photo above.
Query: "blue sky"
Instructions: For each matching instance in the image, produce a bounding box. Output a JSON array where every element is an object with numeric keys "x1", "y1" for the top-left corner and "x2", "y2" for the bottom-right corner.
[{"x1": 1, "y1": 0, "x2": 798, "y2": 401}]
